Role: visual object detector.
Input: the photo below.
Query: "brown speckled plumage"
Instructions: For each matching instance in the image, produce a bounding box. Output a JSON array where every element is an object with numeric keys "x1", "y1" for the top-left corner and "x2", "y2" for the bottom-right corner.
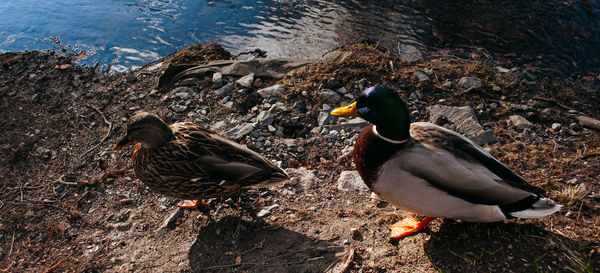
[{"x1": 116, "y1": 113, "x2": 288, "y2": 200}]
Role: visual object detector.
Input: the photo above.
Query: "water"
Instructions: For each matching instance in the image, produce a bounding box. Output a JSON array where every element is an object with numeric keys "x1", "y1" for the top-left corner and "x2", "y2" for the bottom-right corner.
[{"x1": 1, "y1": 0, "x2": 598, "y2": 74}]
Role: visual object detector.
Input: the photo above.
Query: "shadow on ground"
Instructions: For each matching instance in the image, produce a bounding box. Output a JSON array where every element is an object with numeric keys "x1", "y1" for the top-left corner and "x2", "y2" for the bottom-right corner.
[
  {"x1": 425, "y1": 220, "x2": 591, "y2": 272},
  {"x1": 188, "y1": 216, "x2": 341, "y2": 273}
]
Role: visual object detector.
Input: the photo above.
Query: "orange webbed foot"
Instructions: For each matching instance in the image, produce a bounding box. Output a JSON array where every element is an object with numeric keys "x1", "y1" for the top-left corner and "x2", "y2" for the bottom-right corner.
[
  {"x1": 389, "y1": 216, "x2": 435, "y2": 239},
  {"x1": 177, "y1": 199, "x2": 208, "y2": 208}
]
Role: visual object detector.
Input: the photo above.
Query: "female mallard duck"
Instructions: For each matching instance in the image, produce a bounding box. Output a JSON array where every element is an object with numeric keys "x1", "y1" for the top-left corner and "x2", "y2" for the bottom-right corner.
[
  {"x1": 331, "y1": 86, "x2": 561, "y2": 238},
  {"x1": 113, "y1": 112, "x2": 288, "y2": 208}
]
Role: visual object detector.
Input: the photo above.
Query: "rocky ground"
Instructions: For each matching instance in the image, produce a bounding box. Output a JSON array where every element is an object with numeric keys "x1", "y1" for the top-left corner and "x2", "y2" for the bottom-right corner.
[{"x1": 0, "y1": 42, "x2": 599, "y2": 272}]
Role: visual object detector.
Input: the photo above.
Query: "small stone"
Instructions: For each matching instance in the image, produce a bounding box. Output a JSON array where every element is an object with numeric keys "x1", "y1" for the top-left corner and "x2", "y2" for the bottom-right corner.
[
  {"x1": 320, "y1": 89, "x2": 341, "y2": 103},
  {"x1": 398, "y1": 44, "x2": 423, "y2": 62},
  {"x1": 569, "y1": 122, "x2": 581, "y2": 131},
  {"x1": 257, "y1": 204, "x2": 280, "y2": 217},
  {"x1": 224, "y1": 122, "x2": 257, "y2": 141},
  {"x1": 212, "y1": 72, "x2": 223, "y2": 87},
  {"x1": 317, "y1": 111, "x2": 332, "y2": 126},
  {"x1": 337, "y1": 87, "x2": 347, "y2": 94},
  {"x1": 35, "y1": 147, "x2": 52, "y2": 159},
  {"x1": 175, "y1": 92, "x2": 191, "y2": 100},
  {"x1": 257, "y1": 85, "x2": 285, "y2": 98},
  {"x1": 412, "y1": 71, "x2": 430, "y2": 82},
  {"x1": 215, "y1": 83, "x2": 234, "y2": 96},
  {"x1": 211, "y1": 121, "x2": 226, "y2": 131},
  {"x1": 149, "y1": 89, "x2": 160, "y2": 97},
  {"x1": 236, "y1": 73, "x2": 255, "y2": 88},
  {"x1": 156, "y1": 207, "x2": 184, "y2": 231},
  {"x1": 337, "y1": 171, "x2": 368, "y2": 191},
  {"x1": 458, "y1": 77, "x2": 483, "y2": 89},
  {"x1": 297, "y1": 147, "x2": 305, "y2": 153},
  {"x1": 267, "y1": 125, "x2": 277, "y2": 132},
  {"x1": 551, "y1": 123, "x2": 562, "y2": 131},
  {"x1": 495, "y1": 66, "x2": 510, "y2": 73},
  {"x1": 256, "y1": 110, "x2": 274, "y2": 125},
  {"x1": 508, "y1": 115, "x2": 534, "y2": 130},
  {"x1": 171, "y1": 104, "x2": 188, "y2": 113},
  {"x1": 285, "y1": 168, "x2": 320, "y2": 189}
]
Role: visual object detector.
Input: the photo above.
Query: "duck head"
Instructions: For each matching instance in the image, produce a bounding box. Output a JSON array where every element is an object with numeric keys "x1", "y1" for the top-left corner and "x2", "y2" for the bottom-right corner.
[
  {"x1": 331, "y1": 86, "x2": 410, "y2": 141},
  {"x1": 113, "y1": 112, "x2": 174, "y2": 150}
]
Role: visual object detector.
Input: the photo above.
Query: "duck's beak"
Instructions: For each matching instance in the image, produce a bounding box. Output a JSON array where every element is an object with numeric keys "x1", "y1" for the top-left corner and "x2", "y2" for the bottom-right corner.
[
  {"x1": 331, "y1": 101, "x2": 358, "y2": 117},
  {"x1": 113, "y1": 135, "x2": 132, "y2": 151}
]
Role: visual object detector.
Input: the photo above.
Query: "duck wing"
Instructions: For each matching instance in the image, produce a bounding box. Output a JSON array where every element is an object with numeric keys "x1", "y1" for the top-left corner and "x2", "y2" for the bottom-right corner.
[
  {"x1": 149, "y1": 123, "x2": 286, "y2": 185},
  {"x1": 401, "y1": 122, "x2": 543, "y2": 206}
]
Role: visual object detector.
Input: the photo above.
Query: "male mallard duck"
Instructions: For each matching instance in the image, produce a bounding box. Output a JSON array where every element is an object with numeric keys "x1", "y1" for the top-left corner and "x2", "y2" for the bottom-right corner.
[
  {"x1": 331, "y1": 86, "x2": 561, "y2": 238},
  {"x1": 113, "y1": 112, "x2": 288, "y2": 208}
]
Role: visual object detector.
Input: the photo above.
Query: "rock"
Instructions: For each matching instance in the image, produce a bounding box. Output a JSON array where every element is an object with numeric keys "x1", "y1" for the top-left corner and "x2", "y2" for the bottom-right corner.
[
  {"x1": 412, "y1": 71, "x2": 430, "y2": 82},
  {"x1": 156, "y1": 207, "x2": 184, "y2": 231},
  {"x1": 428, "y1": 105, "x2": 498, "y2": 145},
  {"x1": 148, "y1": 89, "x2": 160, "y2": 97},
  {"x1": 458, "y1": 77, "x2": 483, "y2": 89},
  {"x1": 337, "y1": 171, "x2": 368, "y2": 191},
  {"x1": 236, "y1": 73, "x2": 254, "y2": 88},
  {"x1": 109, "y1": 222, "x2": 132, "y2": 231},
  {"x1": 267, "y1": 125, "x2": 276, "y2": 132},
  {"x1": 256, "y1": 110, "x2": 274, "y2": 125},
  {"x1": 577, "y1": 115, "x2": 600, "y2": 130},
  {"x1": 211, "y1": 120, "x2": 226, "y2": 131},
  {"x1": 551, "y1": 123, "x2": 562, "y2": 131},
  {"x1": 508, "y1": 115, "x2": 534, "y2": 130},
  {"x1": 510, "y1": 104, "x2": 533, "y2": 111},
  {"x1": 212, "y1": 72, "x2": 223, "y2": 87},
  {"x1": 317, "y1": 111, "x2": 332, "y2": 126},
  {"x1": 171, "y1": 86, "x2": 192, "y2": 95},
  {"x1": 175, "y1": 92, "x2": 191, "y2": 100},
  {"x1": 337, "y1": 87, "x2": 348, "y2": 94},
  {"x1": 171, "y1": 104, "x2": 187, "y2": 113},
  {"x1": 339, "y1": 117, "x2": 369, "y2": 132},
  {"x1": 257, "y1": 204, "x2": 280, "y2": 217},
  {"x1": 224, "y1": 122, "x2": 257, "y2": 141},
  {"x1": 320, "y1": 89, "x2": 341, "y2": 103},
  {"x1": 398, "y1": 44, "x2": 423, "y2": 62},
  {"x1": 215, "y1": 82, "x2": 234, "y2": 96},
  {"x1": 569, "y1": 122, "x2": 581, "y2": 131},
  {"x1": 257, "y1": 84, "x2": 285, "y2": 98},
  {"x1": 286, "y1": 168, "x2": 320, "y2": 189},
  {"x1": 35, "y1": 147, "x2": 52, "y2": 159},
  {"x1": 495, "y1": 66, "x2": 510, "y2": 73}
]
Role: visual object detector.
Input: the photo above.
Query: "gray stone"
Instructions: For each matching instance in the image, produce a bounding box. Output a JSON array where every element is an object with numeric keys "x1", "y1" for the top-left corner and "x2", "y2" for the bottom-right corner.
[
  {"x1": 236, "y1": 73, "x2": 254, "y2": 88},
  {"x1": 171, "y1": 104, "x2": 187, "y2": 113},
  {"x1": 156, "y1": 207, "x2": 184, "y2": 231},
  {"x1": 510, "y1": 104, "x2": 534, "y2": 111},
  {"x1": 337, "y1": 87, "x2": 348, "y2": 94},
  {"x1": 317, "y1": 111, "x2": 332, "y2": 126},
  {"x1": 171, "y1": 86, "x2": 192, "y2": 95},
  {"x1": 412, "y1": 71, "x2": 430, "y2": 82},
  {"x1": 495, "y1": 66, "x2": 510, "y2": 73},
  {"x1": 257, "y1": 84, "x2": 285, "y2": 98},
  {"x1": 320, "y1": 89, "x2": 341, "y2": 103},
  {"x1": 398, "y1": 44, "x2": 423, "y2": 62},
  {"x1": 339, "y1": 117, "x2": 369, "y2": 132},
  {"x1": 458, "y1": 77, "x2": 483, "y2": 89},
  {"x1": 257, "y1": 204, "x2": 280, "y2": 217},
  {"x1": 215, "y1": 82, "x2": 234, "y2": 96},
  {"x1": 175, "y1": 92, "x2": 191, "y2": 100},
  {"x1": 428, "y1": 105, "x2": 498, "y2": 145},
  {"x1": 508, "y1": 115, "x2": 534, "y2": 130},
  {"x1": 212, "y1": 72, "x2": 223, "y2": 87},
  {"x1": 285, "y1": 168, "x2": 320, "y2": 189},
  {"x1": 210, "y1": 120, "x2": 225, "y2": 131},
  {"x1": 337, "y1": 171, "x2": 368, "y2": 191},
  {"x1": 256, "y1": 110, "x2": 274, "y2": 125},
  {"x1": 149, "y1": 89, "x2": 160, "y2": 97},
  {"x1": 267, "y1": 125, "x2": 277, "y2": 132},
  {"x1": 224, "y1": 122, "x2": 257, "y2": 140},
  {"x1": 551, "y1": 123, "x2": 562, "y2": 131}
]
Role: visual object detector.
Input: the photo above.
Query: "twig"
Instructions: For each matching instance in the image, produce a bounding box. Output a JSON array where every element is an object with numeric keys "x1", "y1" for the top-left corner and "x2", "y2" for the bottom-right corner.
[
  {"x1": 325, "y1": 248, "x2": 354, "y2": 273},
  {"x1": 54, "y1": 175, "x2": 78, "y2": 186},
  {"x1": 42, "y1": 260, "x2": 62, "y2": 273},
  {"x1": 8, "y1": 230, "x2": 15, "y2": 256},
  {"x1": 79, "y1": 105, "x2": 112, "y2": 159}
]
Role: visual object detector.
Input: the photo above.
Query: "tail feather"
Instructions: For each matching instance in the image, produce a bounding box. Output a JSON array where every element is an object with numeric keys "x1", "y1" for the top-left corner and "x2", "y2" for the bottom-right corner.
[{"x1": 509, "y1": 198, "x2": 562, "y2": 219}]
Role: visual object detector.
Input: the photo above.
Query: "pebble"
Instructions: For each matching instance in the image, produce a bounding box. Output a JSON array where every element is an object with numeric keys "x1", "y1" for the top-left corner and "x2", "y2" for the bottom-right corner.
[
  {"x1": 317, "y1": 111, "x2": 332, "y2": 126},
  {"x1": 236, "y1": 73, "x2": 254, "y2": 88},
  {"x1": 212, "y1": 72, "x2": 223, "y2": 87},
  {"x1": 224, "y1": 122, "x2": 257, "y2": 140},
  {"x1": 412, "y1": 71, "x2": 430, "y2": 82},
  {"x1": 551, "y1": 123, "x2": 562, "y2": 131},
  {"x1": 337, "y1": 170, "x2": 368, "y2": 191},
  {"x1": 257, "y1": 110, "x2": 274, "y2": 125},
  {"x1": 297, "y1": 147, "x2": 305, "y2": 153},
  {"x1": 508, "y1": 115, "x2": 534, "y2": 130},
  {"x1": 569, "y1": 122, "x2": 581, "y2": 131},
  {"x1": 257, "y1": 84, "x2": 285, "y2": 98},
  {"x1": 257, "y1": 204, "x2": 280, "y2": 217},
  {"x1": 267, "y1": 125, "x2": 277, "y2": 132},
  {"x1": 320, "y1": 89, "x2": 341, "y2": 103},
  {"x1": 215, "y1": 83, "x2": 235, "y2": 96},
  {"x1": 458, "y1": 77, "x2": 483, "y2": 89},
  {"x1": 171, "y1": 104, "x2": 188, "y2": 113}
]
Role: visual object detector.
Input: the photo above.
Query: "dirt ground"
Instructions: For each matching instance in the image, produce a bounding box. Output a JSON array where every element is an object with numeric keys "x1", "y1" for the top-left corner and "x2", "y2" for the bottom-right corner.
[{"x1": 0, "y1": 43, "x2": 599, "y2": 272}]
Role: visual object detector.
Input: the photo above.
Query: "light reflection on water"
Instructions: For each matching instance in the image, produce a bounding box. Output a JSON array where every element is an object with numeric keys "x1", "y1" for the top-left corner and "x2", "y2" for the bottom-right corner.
[{"x1": 0, "y1": 0, "x2": 598, "y2": 73}]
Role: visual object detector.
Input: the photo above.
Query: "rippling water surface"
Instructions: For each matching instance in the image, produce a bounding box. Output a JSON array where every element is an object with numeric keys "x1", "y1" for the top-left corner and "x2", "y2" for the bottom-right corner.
[{"x1": 1, "y1": 0, "x2": 598, "y2": 73}]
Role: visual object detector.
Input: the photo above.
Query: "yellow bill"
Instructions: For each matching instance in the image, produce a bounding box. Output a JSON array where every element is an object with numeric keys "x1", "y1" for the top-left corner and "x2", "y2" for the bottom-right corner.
[{"x1": 330, "y1": 101, "x2": 358, "y2": 117}]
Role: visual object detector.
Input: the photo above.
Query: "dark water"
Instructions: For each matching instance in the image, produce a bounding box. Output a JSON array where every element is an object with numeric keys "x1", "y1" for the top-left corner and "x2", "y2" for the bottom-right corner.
[{"x1": 1, "y1": 0, "x2": 598, "y2": 74}]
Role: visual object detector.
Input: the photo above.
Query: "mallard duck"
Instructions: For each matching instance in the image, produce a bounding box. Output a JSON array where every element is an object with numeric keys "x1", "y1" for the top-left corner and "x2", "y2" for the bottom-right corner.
[
  {"x1": 113, "y1": 112, "x2": 288, "y2": 208},
  {"x1": 331, "y1": 86, "x2": 561, "y2": 238}
]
